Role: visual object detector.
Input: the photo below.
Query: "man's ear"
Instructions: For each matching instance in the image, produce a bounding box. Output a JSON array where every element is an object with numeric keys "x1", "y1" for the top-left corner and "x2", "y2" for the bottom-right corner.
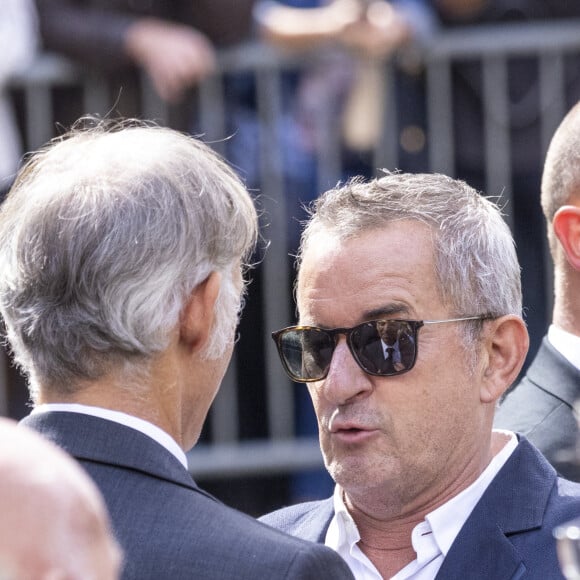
[
  {"x1": 480, "y1": 315, "x2": 529, "y2": 404},
  {"x1": 179, "y1": 271, "x2": 221, "y2": 351},
  {"x1": 553, "y1": 205, "x2": 580, "y2": 271}
]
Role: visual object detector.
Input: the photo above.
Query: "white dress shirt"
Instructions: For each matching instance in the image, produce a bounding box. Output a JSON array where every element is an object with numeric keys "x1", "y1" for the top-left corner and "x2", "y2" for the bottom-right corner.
[
  {"x1": 325, "y1": 430, "x2": 518, "y2": 579},
  {"x1": 548, "y1": 324, "x2": 580, "y2": 372},
  {"x1": 31, "y1": 403, "x2": 189, "y2": 469}
]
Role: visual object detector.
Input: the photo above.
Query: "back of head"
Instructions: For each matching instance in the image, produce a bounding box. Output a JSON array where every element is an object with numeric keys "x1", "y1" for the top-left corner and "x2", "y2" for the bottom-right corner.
[
  {"x1": 0, "y1": 418, "x2": 122, "y2": 579},
  {"x1": 0, "y1": 118, "x2": 258, "y2": 398},
  {"x1": 541, "y1": 101, "x2": 580, "y2": 256},
  {"x1": 298, "y1": 172, "x2": 522, "y2": 318}
]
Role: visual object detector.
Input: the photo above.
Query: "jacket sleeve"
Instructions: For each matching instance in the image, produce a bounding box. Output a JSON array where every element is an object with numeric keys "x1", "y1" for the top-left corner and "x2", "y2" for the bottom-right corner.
[
  {"x1": 286, "y1": 544, "x2": 354, "y2": 580},
  {"x1": 36, "y1": 0, "x2": 136, "y2": 70}
]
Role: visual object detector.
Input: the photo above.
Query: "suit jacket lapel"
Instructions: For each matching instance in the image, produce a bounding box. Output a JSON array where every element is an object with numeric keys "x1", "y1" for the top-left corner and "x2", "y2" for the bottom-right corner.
[
  {"x1": 294, "y1": 499, "x2": 335, "y2": 543},
  {"x1": 282, "y1": 497, "x2": 334, "y2": 544},
  {"x1": 436, "y1": 438, "x2": 556, "y2": 579},
  {"x1": 526, "y1": 339, "x2": 580, "y2": 408}
]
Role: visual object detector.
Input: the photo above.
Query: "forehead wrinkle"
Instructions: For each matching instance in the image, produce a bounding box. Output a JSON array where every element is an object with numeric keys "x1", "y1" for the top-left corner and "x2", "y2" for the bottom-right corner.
[
  {"x1": 299, "y1": 269, "x2": 415, "y2": 326},
  {"x1": 298, "y1": 223, "x2": 439, "y2": 326}
]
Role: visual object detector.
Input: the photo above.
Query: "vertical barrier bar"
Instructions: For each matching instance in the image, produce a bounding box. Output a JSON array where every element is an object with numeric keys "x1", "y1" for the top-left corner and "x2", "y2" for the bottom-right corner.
[
  {"x1": 24, "y1": 84, "x2": 54, "y2": 150},
  {"x1": 315, "y1": 93, "x2": 343, "y2": 193},
  {"x1": 197, "y1": 73, "x2": 228, "y2": 158},
  {"x1": 83, "y1": 73, "x2": 110, "y2": 116},
  {"x1": 539, "y1": 53, "x2": 565, "y2": 161},
  {"x1": 373, "y1": 59, "x2": 398, "y2": 174},
  {"x1": 255, "y1": 66, "x2": 294, "y2": 440},
  {"x1": 426, "y1": 58, "x2": 455, "y2": 175},
  {"x1": 198, "y1": 71, "x2": 239, "y2": 444},
  {"x1": 539, "y1": 52, "x2": 565, "y2": 319},
  {"x1": 140, "y1": 73, "x2": 169, "y2": 126},
  {"x1": 210, "y1": 361, "x2": 239, "y2": 444},
  {"x1": 482, "y1": 55, "x2": 513, "y2": 226}
]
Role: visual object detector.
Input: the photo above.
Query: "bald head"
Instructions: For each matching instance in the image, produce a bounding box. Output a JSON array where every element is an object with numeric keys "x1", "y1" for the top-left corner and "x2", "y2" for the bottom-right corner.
[{"x1": 0, "y1": 418, "x2": 122, "y2": 580}]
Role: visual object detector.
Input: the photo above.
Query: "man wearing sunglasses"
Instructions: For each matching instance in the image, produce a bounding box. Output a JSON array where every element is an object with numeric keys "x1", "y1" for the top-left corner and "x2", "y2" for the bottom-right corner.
[{"x1": 262, "y1": 172, "x2": 580, "y2": 578}]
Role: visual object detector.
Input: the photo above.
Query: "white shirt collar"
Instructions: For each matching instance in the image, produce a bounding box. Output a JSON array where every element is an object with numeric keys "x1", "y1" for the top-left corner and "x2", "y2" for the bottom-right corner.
[
  {"x1": 326, "y1": 430, "x2": 518, "y2": 579},
  {"x1": 31, "y1": 403, "x2": 189, "y2": 470},
  {"x1": 548, "y1": 324, "x2": 580, "y2": 371}
]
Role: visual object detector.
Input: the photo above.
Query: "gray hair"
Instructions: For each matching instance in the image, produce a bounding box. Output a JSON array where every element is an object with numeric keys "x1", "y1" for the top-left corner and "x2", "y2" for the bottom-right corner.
[
  {"x1": 298, "y1": 172, "x2": 522, "y2": 321},
  {"x1": 0, "y1": 119, "x2": 258, "y2": 395},
  {"x1": 541, "y1": 101, "x2": 580, "y2": 256}
]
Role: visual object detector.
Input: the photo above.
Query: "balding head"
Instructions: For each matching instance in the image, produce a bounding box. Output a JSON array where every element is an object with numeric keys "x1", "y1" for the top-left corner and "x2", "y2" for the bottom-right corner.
[
  {"x1": 541, "y1": 101, "x2": 580, "y2": 256},
  {"x1": 0, "y1": 418, "x2": 122, "y2": 579}
]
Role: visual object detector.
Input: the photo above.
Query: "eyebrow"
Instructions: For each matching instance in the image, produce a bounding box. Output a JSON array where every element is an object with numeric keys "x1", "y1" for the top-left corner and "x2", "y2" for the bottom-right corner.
[
  {"x1": 363, "y1": 304, "x2": 412, "y2": 320},
  {"x1": 298, "y1": 304, "x2": 413, "y2": 329}
]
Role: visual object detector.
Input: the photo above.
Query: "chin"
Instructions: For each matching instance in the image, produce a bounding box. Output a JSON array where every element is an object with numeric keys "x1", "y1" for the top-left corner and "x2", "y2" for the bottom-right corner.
[{"x1": 327, "y1": 452, "x2": 402, "y2": 494}]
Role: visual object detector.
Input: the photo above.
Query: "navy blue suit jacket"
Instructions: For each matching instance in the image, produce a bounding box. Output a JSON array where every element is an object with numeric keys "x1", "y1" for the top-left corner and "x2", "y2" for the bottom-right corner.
[
  {"x1": 22, "y1": 412, "x2": 354, "y2": 580},
  {"x1": 495, "y1": 337, "x2": 580, "y2": 481},
  {"x1": 261, "y1": 438, "x2": 580, "y2": 579}
]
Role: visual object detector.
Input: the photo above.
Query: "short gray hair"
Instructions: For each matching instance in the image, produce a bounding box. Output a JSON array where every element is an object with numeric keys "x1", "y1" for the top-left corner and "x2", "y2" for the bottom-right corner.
[
  {"x1": 0, "y1": 119, "x2": 258, "y2": 394},
  {"x1": 298, "y1": 172, "x2": 522, "y2": 320},
  {"x1": 541, "y1": 101, "x2": 580, "y2": 256}
]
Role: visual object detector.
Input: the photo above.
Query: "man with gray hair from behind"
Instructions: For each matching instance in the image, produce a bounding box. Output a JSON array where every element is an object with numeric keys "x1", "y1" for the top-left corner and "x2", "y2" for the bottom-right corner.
[
  {"x1": 0, "y1": 417, "x2": 122, "y2": 580},
  {"x1": 0, "y1": 118, "x2": 354, "y2": 580}
]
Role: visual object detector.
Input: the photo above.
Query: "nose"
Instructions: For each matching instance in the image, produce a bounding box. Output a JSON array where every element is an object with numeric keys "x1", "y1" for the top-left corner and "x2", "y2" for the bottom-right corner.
[{"x1": 318, "y1": 338, "x2": 373, "y2": 405}]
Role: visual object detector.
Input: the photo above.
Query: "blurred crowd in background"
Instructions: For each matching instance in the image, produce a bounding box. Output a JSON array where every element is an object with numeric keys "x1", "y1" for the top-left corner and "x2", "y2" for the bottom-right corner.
[{"x1": 3, "y1": 0, "x2": 580, "y2": 516}]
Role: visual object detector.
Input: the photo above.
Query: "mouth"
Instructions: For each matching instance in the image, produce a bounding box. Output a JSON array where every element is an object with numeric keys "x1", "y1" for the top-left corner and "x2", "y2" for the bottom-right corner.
[{"x1": 329, "y1": 422, "x2": 378, "y2": 443}]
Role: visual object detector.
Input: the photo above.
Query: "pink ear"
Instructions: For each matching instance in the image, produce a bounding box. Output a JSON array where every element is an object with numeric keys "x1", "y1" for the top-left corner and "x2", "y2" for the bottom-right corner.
[{"x1": 553, "y1": 206, "x2": 580, "y2": 271}]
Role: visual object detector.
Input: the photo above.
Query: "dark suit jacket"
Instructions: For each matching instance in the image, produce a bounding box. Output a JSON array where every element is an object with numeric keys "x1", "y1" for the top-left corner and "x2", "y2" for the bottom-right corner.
[
  {"x1": 22, "y1": 411, "x2": 354, "y2": 580},
  {"x1": 260, "y1": 437, "x2": 580, "y2": 579},
  {"x1": 495, "y1": 337, "x2": 580, "y2": 481}
]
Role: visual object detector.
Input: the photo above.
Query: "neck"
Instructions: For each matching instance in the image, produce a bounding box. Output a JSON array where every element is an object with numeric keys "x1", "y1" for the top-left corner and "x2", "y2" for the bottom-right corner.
[
  {"x1": 553, "y1": 296, "x2": 580, "y2": 337},
  {"x1": 37, "y1": 353, "x2": 186, "y2": 449},
  {"x1": 345, "y1": 495, "x2": 423, "y2": 577}
]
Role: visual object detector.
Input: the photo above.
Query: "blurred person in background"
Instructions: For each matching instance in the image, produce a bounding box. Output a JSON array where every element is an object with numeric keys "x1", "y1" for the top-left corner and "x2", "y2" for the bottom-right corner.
[
  {"x1": 0, "y1": 0, "x2": 37, "y2": 196},
  {"x1": 254, "y1": 0, "x2": 434, "y2": 55},
  {"x1": 434, "y1": 0, "x2": 580, "y2": 369},
  {"x1": 0, "y1": 417, "x2": 122, "y2": 580},
  {"x1": 34, "y1": 0, "x2": 256, "y2": 106},
  {"x1": 0, "y1": 118, "x2": 354, "y2": 580},
  {"x1": 254, "y1": 0, "x2": 436, "y2": 169}
]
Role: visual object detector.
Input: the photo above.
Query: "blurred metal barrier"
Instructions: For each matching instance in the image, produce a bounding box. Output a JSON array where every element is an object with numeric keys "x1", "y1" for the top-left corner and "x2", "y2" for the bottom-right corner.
[{"x1": 5, "y1": 19, "x2": 580, "y2": 478}]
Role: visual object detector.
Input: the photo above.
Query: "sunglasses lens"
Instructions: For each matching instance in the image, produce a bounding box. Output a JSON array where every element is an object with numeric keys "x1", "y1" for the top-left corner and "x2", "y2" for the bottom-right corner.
[
  {"x1": 351, "y1": 321, "x2": 417, "y2": 376},
  {"x1": 279, "y1": 328, "x2": 335, "y2": 381}
]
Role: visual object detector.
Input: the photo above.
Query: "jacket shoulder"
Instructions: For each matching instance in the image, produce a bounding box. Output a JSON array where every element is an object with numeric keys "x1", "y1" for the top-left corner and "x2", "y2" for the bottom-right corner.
[{"x1": 260, "y1": 498, "x2": 335, "y2": 543}]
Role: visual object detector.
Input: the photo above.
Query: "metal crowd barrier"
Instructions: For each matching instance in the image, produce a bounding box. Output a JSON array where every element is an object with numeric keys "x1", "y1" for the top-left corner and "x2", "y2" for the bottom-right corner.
[{"x1": 4, "y1": 19, "x2": 580, "y2": 479}]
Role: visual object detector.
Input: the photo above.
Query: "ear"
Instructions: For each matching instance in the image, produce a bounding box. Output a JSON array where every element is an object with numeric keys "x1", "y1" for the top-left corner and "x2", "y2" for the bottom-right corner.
[
  {"x1": 479, "y1": 315, "x2": 529, "y2": 404},
  {"x1": 179, "y1": 271, "x2": 221, "y2": 351},
  {"x1": 553, "y1": 205, "x2": 580, "y2": 270}
]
